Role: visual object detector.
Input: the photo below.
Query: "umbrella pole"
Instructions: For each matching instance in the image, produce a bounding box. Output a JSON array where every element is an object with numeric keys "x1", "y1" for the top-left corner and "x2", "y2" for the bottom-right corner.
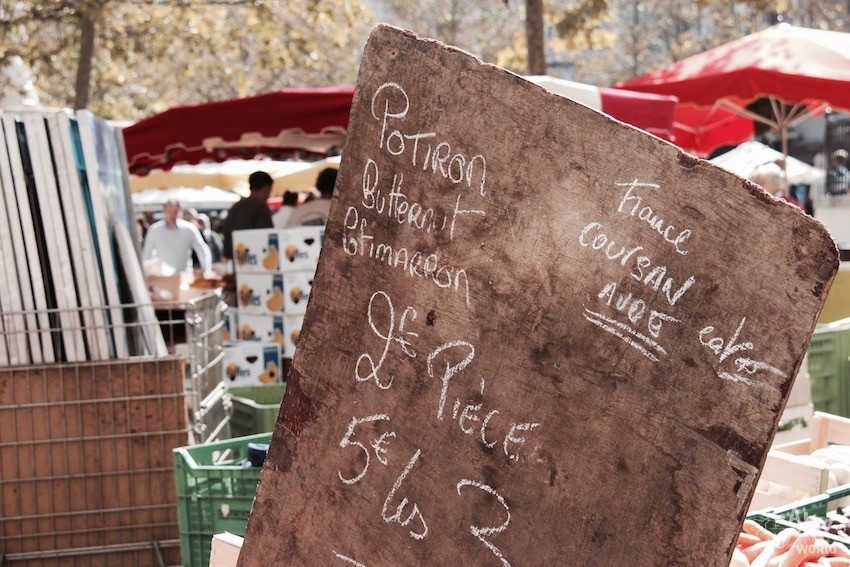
[{"x1": 770, "y1": 97, "x2": 790, "y2": 180}]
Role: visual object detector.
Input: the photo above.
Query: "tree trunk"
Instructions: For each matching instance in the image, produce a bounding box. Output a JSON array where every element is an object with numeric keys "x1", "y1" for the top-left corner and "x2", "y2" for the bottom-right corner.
[
  {"x1": 74, "y1": 11, "x2": 96, "y2": 110},
  {"x1": 525, "y1": 0, "x2": 546, "y2": 75}
]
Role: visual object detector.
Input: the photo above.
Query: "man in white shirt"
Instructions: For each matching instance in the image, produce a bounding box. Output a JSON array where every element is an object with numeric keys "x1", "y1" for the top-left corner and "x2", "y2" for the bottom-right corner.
[
  {"x1": 286, "y1": 168, "x2": 336, "y2": 227},
  {"x1": 142, "y1": 200, "x2": 212, "y2": 273}
]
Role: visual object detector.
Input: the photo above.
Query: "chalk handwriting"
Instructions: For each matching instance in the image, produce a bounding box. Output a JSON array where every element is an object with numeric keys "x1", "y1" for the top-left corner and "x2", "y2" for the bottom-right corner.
[
  {"x1": 355, "y1": 290, "x2": 419, "y2": 390},
  {"x1": 426, "y1": 340, "x2": 476, "y2": 420},
  {"x1": 698, "y1": 318, "x2": 789, "y2": 387},
  {"x1": 343, "y1": 207, "x2": 471, "y2": 305},
  {"x1": 333, "y1": 552, "x2": 368, "y2": 567},
  {"x1": 615, "y1": 180, "x2": 692, "y2": 255},
  {"x1": 427, "y1": 341, "x2": 542, "y2": 461},
  {"x1": 338, "y1": 414, "x2": 395, "y2": 485},
  {"x1": 372, "y1": 82, "x2": 488, "y2": 196},
  {"x1": 583, "y1": 308, "x2": 665, "y2": 363},
  {"x1": 699, "y1": 317, "x2": 753, "y2": 363},
  {"x1": 382, "y1": 448, "x2": 429, "y2": 540},
  {"x1": 362, "y1": 159, "x2": 485, "y2": 241},
  {"x1": 578, "y1": 221, "x2": 695, "y2": 307},
  {"x1": 503, "y1": 423, "x2": 540, "y2": 462},
  {"x1": 456, "y1": 479, "x2": 513, "y2": 567},
  {"x1": 734, "y1": 357, "x2": 788, "y2": 379}
]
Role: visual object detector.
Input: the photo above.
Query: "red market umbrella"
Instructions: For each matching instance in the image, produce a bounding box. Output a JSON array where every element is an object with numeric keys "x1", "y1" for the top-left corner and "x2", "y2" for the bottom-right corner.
[
  {"x1": 526, "y1": 75, "x2": 677, "y2": 140},
  {"x1": 672, "y1": 105, "x2": 754, "y2": 156},
  {"x1": 617, "y1": 24, "x2": 850, "y2": 156},
  {"x1": 124, "y1": 87, "x2": 354, "y2": 175}
]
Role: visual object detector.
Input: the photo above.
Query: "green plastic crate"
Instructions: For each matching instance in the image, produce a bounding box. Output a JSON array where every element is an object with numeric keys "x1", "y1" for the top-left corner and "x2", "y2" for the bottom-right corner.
[
  {"x1": 748, "y1": 485, "x2": 850, "y2": 547},
  {"x1": 229, "y1": 384, "x2": 286, "y2": 437},
  {"x1": 808, "y1": 321, "x2": 850, "y2": 418},
  {"x1": 174, "y1": 433, "x2": 272, "y2": 567}
]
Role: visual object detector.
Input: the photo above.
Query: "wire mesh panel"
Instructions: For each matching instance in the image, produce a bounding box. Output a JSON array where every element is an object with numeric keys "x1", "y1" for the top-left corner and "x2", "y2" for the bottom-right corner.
[
  {"x1": 0, "y1": 357, "x2": 187, "y2": 566},
  {"x1": 183, "y1": 291, "x2": 229, "y2": 445},
  {"x1": 0, "y1": 290, "x2": 229, "y2": 565}
]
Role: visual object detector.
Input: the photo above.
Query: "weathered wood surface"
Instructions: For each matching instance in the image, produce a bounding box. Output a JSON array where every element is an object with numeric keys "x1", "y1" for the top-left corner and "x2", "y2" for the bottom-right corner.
[{"x1": 239, "y1": 25, "x2": 839, "y2": 567}]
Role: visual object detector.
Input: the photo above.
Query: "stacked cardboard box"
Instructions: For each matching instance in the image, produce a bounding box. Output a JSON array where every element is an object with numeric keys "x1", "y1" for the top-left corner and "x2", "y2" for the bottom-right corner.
[{"x1": 224, "y1": 226, "x2": 322, "y2": 385}]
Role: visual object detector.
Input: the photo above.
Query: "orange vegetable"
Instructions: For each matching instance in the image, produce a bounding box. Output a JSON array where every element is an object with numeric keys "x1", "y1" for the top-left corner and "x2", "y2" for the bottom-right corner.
[
  {"x1": 744, "y1": 541, "x2": 771, "y2": 562},
  {"x1": 778, "y1": 534, "x2": 829, "y2": 567},
  {"x1": 739, "y1": 533, "x2": 764, "y2": 548},
  {"x1": 744, "y1": 520, "x2": 777, "y2": 541},
  {"x1": 751, "y1": 529, "x2": 800, "y2": 567},
  {"x1": 826, "y1": 543, "x2": 850, "y2": 560}
]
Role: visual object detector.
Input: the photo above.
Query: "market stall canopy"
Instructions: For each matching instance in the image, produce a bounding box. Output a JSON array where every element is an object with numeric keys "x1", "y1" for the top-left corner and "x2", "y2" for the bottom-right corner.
[
  {"x1": 616, "y1": 24, "x2": 850, "y2": 156},
  {"x1": 132, "y1": 186, "x2": 241, "y2": 211},
  {"x1": 709, "y1": 141, "x2": 825, "y2": 185},
  {"x1": 130, "y1": 156, "x2": 341, "y2": 197},
  {"x1": 123, "y1": 87, "x2": 353, "y2": 175},
  {"x1": 525, "y1": 75, "x2": 677, "y2": 140}
]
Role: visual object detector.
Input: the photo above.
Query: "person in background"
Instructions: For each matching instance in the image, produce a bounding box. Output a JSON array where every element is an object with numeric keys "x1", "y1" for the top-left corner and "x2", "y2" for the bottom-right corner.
[
  {"x1": 828, "y1": 149, "x2": 849, "y2": 195},
  {"x1": 142, "y1": 200, "x2": 212, "y2": 273},
  {"x1": 197, "y1": 213, "x2": 224, "y2": 264},
  {"x1": 272, "y1": 191, "x2": 299, "y2": 228},
  {"x1": 135, "y1": 214, "x2": 149, "y2": 245},
  {"x1": 223, "y1": 171, "x2": 274, "y2": 260},
  {"x1": 750, "y1": 164, "x2": 802, "y2": 209},
  {"x1": 286, "y1": 167, "x2": 337, "y2": 227}
]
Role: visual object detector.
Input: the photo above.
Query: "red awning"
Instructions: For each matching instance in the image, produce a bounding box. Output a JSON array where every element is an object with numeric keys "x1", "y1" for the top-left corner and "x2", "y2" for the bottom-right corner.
[
  {"x1": 616, "y1": 24, "x2": 850, "y2": 155},
  {"x1": 526, "y1": 75, "x2": 677, "y2": 140},
  {"x1": 124, "y1": 87, "x2": 354, "y2": 175}
]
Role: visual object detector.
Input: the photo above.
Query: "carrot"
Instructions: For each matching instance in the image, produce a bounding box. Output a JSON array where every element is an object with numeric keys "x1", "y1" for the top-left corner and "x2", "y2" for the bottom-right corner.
[
  {"x1": 826, "y1": 543, "x2": 850, "y2": 560},
  {"x1": 744, "y1": 541, "x2": 771, "y2": 562},
  {"x1": 752, "y1": 529, "x2": 800, "y2": 567},
  {"x1": 745, "y1": 520, "x2": 777, "y2": 541},
  {"x1": 767, "y1": 551, "x2": 789, "y2": 566},
  {"x1": 739, "y1": 533, "x2": 764, "y2": 548},
  {"x1": 778, "y1": 534, "x2": 831, "y2": 567}
]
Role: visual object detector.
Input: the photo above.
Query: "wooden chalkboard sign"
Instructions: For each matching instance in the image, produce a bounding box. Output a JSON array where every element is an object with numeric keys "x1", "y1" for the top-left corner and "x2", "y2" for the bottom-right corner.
[{"x1": 239, "y1": 25, "x2": 839, "y2": 566}]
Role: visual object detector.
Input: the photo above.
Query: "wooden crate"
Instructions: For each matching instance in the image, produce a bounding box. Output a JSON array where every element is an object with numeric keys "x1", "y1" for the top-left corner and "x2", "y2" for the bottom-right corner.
[
  {"x1": 752, "y1": 412, "x2": 850, "y2": 512},
  {"x1": 0, "y1": 357, "x2": 189, "y2": 566}
]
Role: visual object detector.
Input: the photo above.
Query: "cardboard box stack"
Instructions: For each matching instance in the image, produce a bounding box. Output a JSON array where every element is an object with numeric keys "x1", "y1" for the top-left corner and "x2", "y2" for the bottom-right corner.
[{"x1": 225, "y1": 227, "x2": 322, "y2": 386}]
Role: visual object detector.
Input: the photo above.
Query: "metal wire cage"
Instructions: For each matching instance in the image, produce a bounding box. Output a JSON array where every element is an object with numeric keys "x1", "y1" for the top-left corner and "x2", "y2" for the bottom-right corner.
[{"x1": 0, "y1": 291, "x2": 230, "y2": 566}]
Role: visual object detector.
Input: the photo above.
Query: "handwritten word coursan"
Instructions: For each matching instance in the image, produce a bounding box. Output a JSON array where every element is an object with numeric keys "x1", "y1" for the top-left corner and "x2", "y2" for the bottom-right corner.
[{"x1": 578, "y1": 221, "x2": 695, "y2": 307}]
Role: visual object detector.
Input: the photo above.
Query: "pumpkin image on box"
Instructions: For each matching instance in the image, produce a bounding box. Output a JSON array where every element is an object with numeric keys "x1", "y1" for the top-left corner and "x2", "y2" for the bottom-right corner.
[
  {"x1": 235, "y1": 243, "x2": 249, "y2": 266},
  {"x1": 239, "y1": 284, "x2": 253, "y2": 308},
  {"x1": 236, "y1": 274, "x2": 283, "y2": 314},
  {"x1": 258, "y1": 362, "x2": 278, "y2": 384},
  {"x1": 262, "y1": 245, "x2": 279, "y2": 271},
  {"x1": 222, "y1": 342, "x2": 281, "y2": 386},
  {"x1": 285, "y1": 244, "x2": 298, "y2": 263},
  {"x1": 267, "y1": 288, "x2": 284, "y2": 312},
  {"x1": 239, "y1": 324, "x2": 255, "y2": 341},
  {"x1": 283, "y1": 271, "x2": 313, "y2": 314}
]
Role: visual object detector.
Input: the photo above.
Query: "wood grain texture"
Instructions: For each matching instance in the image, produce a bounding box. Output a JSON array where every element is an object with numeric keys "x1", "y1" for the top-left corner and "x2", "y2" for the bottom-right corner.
[{"x1": 239, "y1": 25, "x2": 839, "y2": 567}]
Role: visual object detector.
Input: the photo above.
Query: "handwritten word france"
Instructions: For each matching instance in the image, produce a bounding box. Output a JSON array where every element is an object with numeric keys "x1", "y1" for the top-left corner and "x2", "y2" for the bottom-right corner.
[{"x1": 615, "y1": 180, "x2": 692, "y2": 255}]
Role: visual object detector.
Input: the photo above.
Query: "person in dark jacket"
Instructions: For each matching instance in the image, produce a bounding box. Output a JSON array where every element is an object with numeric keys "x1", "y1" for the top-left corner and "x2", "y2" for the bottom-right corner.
[{"x1": 222, "y1": 171, "x2": 274, "y2": 261}]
